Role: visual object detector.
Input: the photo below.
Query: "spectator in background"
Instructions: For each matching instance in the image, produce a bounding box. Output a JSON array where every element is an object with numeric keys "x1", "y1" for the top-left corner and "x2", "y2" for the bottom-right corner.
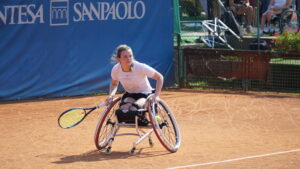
[
  {"x1": 259, "y1": 0, "x2": 292, "y2": 35},
  {"x1": 261, "y1": 0, "x2": 271, "y2": 15},
  {"x1": 249, "y1": 0, "x2": 260, "y2": 26},
  {"x1": 228, "y1": 0, "x2": 254, "y2": 33},
  {"x1": 199, "y1": 0, "x2": 218, "y2": 19},
  {"x1": 208, "y1": 0, "x2": 218, "y2": 19}
]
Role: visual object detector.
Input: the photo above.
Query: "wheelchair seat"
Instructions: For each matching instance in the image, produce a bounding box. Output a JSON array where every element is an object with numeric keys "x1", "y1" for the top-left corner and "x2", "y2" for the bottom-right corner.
[{"x1": 115, "y1": 109, "x2": 150, "y2": 126}]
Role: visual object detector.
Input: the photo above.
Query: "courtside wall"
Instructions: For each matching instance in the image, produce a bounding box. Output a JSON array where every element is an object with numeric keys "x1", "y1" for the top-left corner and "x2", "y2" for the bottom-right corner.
[{"x1": 0, "y1": 0, "x2": 174, "y2": 100}]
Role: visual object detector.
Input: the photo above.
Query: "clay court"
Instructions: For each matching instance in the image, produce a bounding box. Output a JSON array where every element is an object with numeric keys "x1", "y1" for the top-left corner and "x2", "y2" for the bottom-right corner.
[{"x1": 0, "y1": 89, "x2": 299, "y2": 169}]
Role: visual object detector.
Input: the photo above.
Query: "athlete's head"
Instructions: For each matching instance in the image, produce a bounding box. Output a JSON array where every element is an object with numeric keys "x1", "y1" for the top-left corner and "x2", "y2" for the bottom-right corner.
[{"x1": 111, "y1": 44, "x2": 134, "y2": 64}]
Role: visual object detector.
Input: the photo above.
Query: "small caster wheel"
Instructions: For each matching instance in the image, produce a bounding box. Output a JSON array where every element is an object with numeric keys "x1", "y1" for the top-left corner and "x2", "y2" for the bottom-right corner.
[
  {"x1": 129, "y1": 148, "x2": 136, "y2": 155},
  {"x1": 149, "y1": 139, "x2": 154, "y2": 147},
  {"x1": 105, "y1": 146, "x2": 112, "y2": 154}
]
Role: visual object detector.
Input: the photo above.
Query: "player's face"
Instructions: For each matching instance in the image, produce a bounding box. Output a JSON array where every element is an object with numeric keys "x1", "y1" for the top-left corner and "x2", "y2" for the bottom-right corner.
[{"x1": 118, "y1": 50, "x2": 133, "y2": 66}]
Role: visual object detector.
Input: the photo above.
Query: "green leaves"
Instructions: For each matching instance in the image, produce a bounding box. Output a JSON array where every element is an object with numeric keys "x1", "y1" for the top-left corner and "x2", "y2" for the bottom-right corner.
[{"x1": 272, "y1": 31, "x2": 300, "y2": 53}]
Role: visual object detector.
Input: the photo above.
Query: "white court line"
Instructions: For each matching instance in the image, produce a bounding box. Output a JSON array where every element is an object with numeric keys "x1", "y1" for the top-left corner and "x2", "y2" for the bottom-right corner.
[{"x1": 167, "y1": 148, "x2": 300, "y2": 169}]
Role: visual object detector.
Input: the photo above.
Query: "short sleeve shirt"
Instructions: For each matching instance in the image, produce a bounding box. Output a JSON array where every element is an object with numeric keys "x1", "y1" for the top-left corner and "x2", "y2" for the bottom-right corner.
[{"x1": 111, "y1": 61, "x2": 156, "y2": 94}]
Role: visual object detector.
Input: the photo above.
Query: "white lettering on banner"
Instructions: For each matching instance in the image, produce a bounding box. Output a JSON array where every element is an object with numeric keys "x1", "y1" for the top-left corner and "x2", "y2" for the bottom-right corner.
[
  {"x1": 133, "y1": 1, "x2": 145, "y2": 19},
  {"x1": 0, "y1": 0, "x2": 146, "y2": 26},
  {"x1": 116, "y1": 1, "x2": 127, "y2": 19},
  {"x1": 73, "y1": 1, "x2": 146, "y2": 22},
  {"x1": 0, "y1": 5, "x2": 44, "y2": 25}
]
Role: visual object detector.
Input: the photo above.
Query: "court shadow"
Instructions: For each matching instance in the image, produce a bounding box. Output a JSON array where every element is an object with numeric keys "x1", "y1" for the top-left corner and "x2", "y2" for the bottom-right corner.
[{"x1": 52, "y1": 148, "x2": 170, "y2": 164}]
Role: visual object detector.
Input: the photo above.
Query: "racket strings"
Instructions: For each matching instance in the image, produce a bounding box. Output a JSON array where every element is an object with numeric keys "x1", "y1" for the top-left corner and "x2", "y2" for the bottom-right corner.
[{"x1": 59, "y1": 109, "x2": 86, "y2": 128}]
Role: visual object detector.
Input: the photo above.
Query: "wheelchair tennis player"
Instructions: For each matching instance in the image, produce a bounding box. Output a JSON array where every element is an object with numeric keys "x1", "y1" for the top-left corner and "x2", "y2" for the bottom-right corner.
[
  {"x1": 93, "y1": 44, "x2": 180, "y2": 154},
  {"x1": 106, "y1": 44, "x2": 163, "y2": 117},
  {"x1": 59, "y1": 44, "x2": 180, "y2": 154}
]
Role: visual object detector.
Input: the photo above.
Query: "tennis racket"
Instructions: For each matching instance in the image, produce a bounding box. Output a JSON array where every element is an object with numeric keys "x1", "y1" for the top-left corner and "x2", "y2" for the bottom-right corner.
[{"x1": 58, "y1": 102, "x2": 105, "y2": 129}]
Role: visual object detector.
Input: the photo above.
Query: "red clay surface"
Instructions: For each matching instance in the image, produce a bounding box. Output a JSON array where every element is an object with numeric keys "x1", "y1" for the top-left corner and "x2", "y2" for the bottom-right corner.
[{"x1": 0, "y1": 89, "x2": 300, "y2": 169}]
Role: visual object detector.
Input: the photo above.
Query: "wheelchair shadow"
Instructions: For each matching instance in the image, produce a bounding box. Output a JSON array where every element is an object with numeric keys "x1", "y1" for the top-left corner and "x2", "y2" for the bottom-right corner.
[{"x1": 52, "y1": 148, "x2": 170, "y2": 164}]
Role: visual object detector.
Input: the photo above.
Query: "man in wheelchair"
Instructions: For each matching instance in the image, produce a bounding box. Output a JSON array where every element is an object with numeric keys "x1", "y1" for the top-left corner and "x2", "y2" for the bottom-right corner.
[
  {"x1": 260, "y1": 0, "x2": 293, "y2": 35},
  {"x1": 105, "y1": 44, "x2": 163, "y2": 126}
]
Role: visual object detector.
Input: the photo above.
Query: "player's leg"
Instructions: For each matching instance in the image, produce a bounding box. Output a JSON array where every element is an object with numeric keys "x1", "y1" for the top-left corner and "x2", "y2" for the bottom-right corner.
[
  {"x1": 130, "y1": 98, "x2": 147, "y2": 111},
  {"x1": 119, "y1": 97, "x2": 136, "y2": 111}
]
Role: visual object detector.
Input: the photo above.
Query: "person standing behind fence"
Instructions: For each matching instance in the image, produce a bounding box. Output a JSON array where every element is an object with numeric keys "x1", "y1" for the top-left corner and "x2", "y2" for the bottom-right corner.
[
  {"x1": 228, "y1": 0, "x2": 254, "y2": 33},
  {"x1": 259, "y1": 0, "x2": 292, "y2": 35}
]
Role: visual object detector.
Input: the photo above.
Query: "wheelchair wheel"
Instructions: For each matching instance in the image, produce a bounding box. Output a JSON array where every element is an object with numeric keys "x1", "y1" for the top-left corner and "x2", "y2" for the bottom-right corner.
[
  {"x1": 147, "y1": 98, "x2": 181, "y2": 153},
  {"x1": 94, "y1": 97, "x2": 121, "y2": 150},
  {"x1": 280, "y1": 9, "x2": 300, "y2": 33}
]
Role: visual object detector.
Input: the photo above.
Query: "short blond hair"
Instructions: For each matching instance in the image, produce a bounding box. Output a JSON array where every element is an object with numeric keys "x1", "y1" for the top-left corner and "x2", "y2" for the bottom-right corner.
[{"x1": 111, "y1": 44, "x2": 134, "y2": 63}]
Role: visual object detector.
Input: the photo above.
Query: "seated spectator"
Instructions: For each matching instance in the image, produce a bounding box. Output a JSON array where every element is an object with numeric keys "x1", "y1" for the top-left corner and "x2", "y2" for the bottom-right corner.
[
  {"x1": 259, "y1": 0, "x2": 292, "y2": 35},
  {"x1": 199, "y1": 0, "x2": 218, "y2": 19},
  {"x1": 228, "y1": 0, "x2": 254, "y2": 33},
  {"x1": 208, "y1": 0, "x2": 218, "y2": 19},
  {"x1": 261, "y1": 0, "x2": 271, "y2": 15},
  {"x1": 249, "y1": 0, "x2": 260, "y2": 26}
]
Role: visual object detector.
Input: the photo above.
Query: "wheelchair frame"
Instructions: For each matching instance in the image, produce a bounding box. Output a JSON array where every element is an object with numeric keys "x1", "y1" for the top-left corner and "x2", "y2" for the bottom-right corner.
[
  {"x1": 93, "y1": 94, "x2": 181, "y2": 155},
  {"x1": 270, "y1": 7, "x2": 300, "y2": 35}
]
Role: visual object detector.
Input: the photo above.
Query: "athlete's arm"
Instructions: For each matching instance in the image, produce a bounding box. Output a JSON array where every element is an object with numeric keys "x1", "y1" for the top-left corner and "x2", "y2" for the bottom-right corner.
[
  {"x1": 150, "y1": 71, "x2": 164, "y2": 100},
  {"x1": 106, "y1": 79, "x2": 119, "y2": 104}
]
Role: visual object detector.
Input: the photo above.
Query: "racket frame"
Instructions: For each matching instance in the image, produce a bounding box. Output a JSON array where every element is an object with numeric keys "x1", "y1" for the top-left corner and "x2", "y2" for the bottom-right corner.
[{"x1": 58, "y1": 103, "x2": 105, "y2": 129}]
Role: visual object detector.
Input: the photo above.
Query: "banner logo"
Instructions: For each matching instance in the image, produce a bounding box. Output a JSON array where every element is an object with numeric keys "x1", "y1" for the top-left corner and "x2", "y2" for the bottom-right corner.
[
  {"x1": 0, "y1": 0, "x2": 145, "y2": 26},
  {"x1": 50, "y1": 0, "x2": 69, "y2": 26}
]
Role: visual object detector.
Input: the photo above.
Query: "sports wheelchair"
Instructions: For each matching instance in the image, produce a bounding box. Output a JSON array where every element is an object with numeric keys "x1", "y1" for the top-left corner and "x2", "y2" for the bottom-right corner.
[
  {"x1": 93, "y1": 94, "x2": 181, "y2": 155},
  {"x1": 269, "y1": 6, "x2": 300, "y2": 35}
]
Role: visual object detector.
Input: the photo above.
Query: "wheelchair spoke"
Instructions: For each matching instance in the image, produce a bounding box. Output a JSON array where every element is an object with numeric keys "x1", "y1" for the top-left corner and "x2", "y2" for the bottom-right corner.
[
  {"x1": 94, "y1": 98, "x2": 121, "y2": 150},
  {"x1": 149, "y1": 99, "x2": 181, "y2": 152},
  {"x1": 98, "y1": 118, "x2": 116, "y2": 146}
]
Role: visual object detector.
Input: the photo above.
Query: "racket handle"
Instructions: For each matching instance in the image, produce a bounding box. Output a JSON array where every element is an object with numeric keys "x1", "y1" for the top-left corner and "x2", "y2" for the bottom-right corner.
[{"x1": 96, "y1": 102, "x2": 105, "y2": 108}]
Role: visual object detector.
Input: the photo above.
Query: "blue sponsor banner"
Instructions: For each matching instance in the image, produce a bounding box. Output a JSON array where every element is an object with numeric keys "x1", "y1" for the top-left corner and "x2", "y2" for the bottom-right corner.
[{"x1": 0, "y1": 0, "x2": 174, "y2": 100}]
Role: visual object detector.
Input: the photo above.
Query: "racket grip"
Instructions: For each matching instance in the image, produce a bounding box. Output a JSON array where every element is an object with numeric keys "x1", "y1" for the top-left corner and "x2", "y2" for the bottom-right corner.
[{"x1": 96, "y1": 102, "x2": 105, "y2": 108}]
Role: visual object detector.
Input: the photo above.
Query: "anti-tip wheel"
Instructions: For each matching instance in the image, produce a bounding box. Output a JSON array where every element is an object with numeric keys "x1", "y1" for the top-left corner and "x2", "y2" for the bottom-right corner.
[
  {"x1": 129, "y1": 148, "x2": 136, "y2": 155},
  {"x1": 149, "y1": 138, "x2": 154, "y2": 147},
  {"x1": 105, "y1": 146, "x2": 112, "y2": 155}
]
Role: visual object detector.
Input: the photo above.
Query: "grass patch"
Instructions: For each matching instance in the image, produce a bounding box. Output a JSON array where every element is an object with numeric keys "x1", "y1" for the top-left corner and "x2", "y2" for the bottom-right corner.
[{"x1": 270, "y1": 58, "x2": 300, "y2": 65}]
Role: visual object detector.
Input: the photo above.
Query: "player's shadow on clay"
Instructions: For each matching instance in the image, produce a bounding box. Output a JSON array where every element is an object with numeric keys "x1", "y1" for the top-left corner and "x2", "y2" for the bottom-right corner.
[{"x1": 51, "y1": 148, "x2": 170, "y2": 164}]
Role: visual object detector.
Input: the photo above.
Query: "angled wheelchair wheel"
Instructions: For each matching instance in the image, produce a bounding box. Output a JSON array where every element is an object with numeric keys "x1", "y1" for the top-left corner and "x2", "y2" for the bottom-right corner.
[
  {"x1": 147, "y1": 98, "x2": 181, "y2": 153},
  {"x1": 280, "y1": 9, "x2": 300, "y2": 33},
  {"x1": 94, "y1": 97, "x2": 121, "y2": 150}
]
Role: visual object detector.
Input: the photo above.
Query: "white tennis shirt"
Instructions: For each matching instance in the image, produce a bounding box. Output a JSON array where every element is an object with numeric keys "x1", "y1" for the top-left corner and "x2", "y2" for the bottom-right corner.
[
  {"x1": 111, "y1": 61, "x2": 156, "y2": 94},
  {"x1": 273, "y1": 0, "x2": 287, "y2": 8}
]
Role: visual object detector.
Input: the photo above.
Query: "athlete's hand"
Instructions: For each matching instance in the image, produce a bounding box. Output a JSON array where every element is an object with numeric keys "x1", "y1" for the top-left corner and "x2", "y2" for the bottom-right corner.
[
  {"x1": 105, "y1": 95, "x2": 113, "y2": 105},
  {"x1": 153, "y1": 95, "x2": 160, "y2": 104}
]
